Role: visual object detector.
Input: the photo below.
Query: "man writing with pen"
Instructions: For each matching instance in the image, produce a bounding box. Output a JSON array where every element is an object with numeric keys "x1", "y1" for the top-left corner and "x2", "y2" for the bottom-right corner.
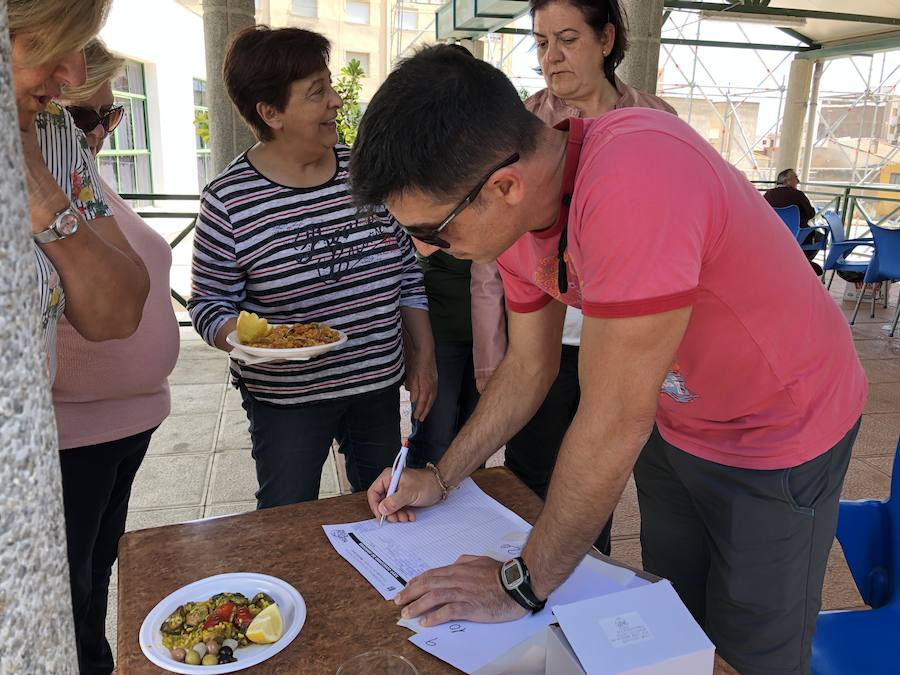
[{"x1": 350, "y1": 46, "x2": 866, "y2": 675}]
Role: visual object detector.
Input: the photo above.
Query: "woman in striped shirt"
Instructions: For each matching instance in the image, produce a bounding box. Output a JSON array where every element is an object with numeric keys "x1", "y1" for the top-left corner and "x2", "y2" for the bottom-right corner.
[{"x1": 189, "y1": 26, "x2": 434, "y2": 508}]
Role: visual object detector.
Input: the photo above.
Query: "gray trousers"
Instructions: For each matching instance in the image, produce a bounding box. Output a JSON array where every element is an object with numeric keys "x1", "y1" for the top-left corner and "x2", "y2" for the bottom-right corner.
[{"x1": 633, "y1": 420, "x2": 860, "y2": 675}]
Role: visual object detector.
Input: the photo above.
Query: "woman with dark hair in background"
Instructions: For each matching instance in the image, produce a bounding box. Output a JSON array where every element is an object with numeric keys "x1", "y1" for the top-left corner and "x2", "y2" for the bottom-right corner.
[
  {"x1": 189, "y1": 26, "x2": 434, "y2": 509},
  {"x1": 471, "y1": 0, "x2": 676, "y2": 555}
]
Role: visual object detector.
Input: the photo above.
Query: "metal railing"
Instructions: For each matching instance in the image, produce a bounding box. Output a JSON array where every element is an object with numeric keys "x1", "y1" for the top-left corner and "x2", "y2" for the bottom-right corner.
[
  {"x1": 124, "y1": 182, "x2": 900, "y2": 327},
  {"x1": 752, "y1": 181, "x2": 900, "y2": 235},
  {"x1": 121, "y1": 192, "x2": 199, "y2": 326}
]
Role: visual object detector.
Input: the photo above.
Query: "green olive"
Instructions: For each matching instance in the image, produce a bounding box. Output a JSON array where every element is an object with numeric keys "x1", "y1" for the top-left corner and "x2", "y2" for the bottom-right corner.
[
  {"x1": 202, "y1": 654, "x2": 218, "y2": 666},
  {"x1": 185, "y1": 649, "x2": 201, "y2": 666}
]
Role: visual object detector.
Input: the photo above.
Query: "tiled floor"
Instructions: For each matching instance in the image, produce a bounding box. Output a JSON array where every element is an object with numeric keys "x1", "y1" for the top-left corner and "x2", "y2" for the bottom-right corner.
[{"x1": 108, "y1": 276, "x2": 900, "y2": 655}]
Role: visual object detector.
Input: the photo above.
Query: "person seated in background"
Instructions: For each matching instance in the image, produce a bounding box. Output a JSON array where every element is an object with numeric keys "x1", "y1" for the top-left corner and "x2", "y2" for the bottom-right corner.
[
  {"x1": 188, "y1": 26, "x2": 434, "y2": 509},
  {"x1": 54, "y1": 38, "x2": 180, "y2": 675},
  {"x1": 765, "y1": 168, "x2": 823, "y2": 274}
]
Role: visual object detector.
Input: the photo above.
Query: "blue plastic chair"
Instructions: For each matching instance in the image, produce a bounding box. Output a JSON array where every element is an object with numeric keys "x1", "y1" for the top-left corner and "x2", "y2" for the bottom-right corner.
[
  {"x1": 849, "y1": 224, "x2": 900, "y2": 335},
  {"x1": 812, "y1": 436, "x2": 900, "y2": 674},
  {"x1": 798, "y1": 217, "x2": 830, "y2": 261},
  {"x1": 774, "y1": 205, "x2": 829, "y2": 274},
  {"x1": 774, "y1": 204, "x2": 801, "y2": 237},
  {"x1": 822, "y1": 210, "x2": 873, "y2": 290}
]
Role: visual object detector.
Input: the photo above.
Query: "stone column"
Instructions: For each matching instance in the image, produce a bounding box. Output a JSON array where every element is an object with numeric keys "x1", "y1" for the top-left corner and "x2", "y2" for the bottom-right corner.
[
  {"x1": 619, "y1": 0, "x2": 665, "y2": 95},
  {"x1": 458, "y1": 37, "x2": 485, "y2": 60},
  {"x1": 0, "y1": 3, "x2": 78, "y2": 672},
  {"x1": 800, "y1": 60, "x2": 824, "y2": 183},
  {"x1": 202, "y1": 0, "x2": 257, "y2": 175},
  {"x1": 775, "y1": 57, "x2": 814, "y2": 176}
]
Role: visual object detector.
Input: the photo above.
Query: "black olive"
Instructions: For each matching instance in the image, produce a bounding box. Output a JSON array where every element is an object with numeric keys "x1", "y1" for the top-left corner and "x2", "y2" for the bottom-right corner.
[
  {"x1": 218, "y1": 655, "x2": 230, "y2": 665},
  {"x1": 220, "y1": 646, "x2": 233, "y2": 658}
]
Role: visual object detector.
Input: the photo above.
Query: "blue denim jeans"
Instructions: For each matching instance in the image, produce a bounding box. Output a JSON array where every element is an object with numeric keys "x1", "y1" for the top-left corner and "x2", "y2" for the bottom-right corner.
[{"x1": 239, "y1": 381, "x2": 400, "y2": 508}]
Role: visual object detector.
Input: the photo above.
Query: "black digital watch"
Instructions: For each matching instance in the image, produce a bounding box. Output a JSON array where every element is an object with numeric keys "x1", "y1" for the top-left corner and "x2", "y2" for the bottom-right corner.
[{"x1": 499, "y1": 556, "x2": 546, "y2": 613}]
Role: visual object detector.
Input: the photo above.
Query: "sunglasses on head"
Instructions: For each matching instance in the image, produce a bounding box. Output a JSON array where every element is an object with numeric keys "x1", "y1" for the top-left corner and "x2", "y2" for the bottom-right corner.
[
  {"x1": 66, "y1": 104, "x2": 125, "y2": 135},
  {"x1": 400, "y1": 153, "x2": 520, "y2": 249}
]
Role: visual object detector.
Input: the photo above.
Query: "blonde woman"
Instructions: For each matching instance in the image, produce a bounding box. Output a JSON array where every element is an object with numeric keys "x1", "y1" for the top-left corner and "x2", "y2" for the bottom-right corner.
[
  {"x1": 54, "y1": 39, "x2": 180, "y2": 675},
  {"x1": 9, "y1": 0, "x2": 149, "y2": 385},
  {"x1": 10, "y1": 3, "x2": 151, "y2": 674}
]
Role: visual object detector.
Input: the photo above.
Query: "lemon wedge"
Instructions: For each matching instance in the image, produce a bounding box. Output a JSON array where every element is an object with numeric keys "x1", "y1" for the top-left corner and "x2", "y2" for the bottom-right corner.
[
  {"x1": 246, "y1": 603, "x2": 283, "y2": 644},
  {"x1": 236, "y1": 310, "x2": 270, "y2": 344}
]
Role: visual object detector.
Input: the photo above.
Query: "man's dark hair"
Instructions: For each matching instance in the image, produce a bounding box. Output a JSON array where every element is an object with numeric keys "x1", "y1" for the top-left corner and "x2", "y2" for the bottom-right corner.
[
  {"x1": 350, "y1": 44, "x2": 544, "y2": 207},
  {"x1": 529, "y1": 0, "x2": 628, "y2": 85},
  {"x1": 223, "y1": 26, "x2": 330, "y2": 142},
  {"x1": 776, "y1": 168, "x2": 795, "y2": 185}
]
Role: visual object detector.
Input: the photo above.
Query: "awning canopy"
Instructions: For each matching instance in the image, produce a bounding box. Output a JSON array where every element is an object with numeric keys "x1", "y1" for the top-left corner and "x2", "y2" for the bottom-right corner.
[{"x1": 436, "y1": 0, "x2": 900, "y2": 58}]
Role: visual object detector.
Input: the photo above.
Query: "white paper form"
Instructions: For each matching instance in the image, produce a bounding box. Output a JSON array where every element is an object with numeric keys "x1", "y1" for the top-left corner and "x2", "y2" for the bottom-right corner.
[
  {"x1": 552, "y1": 580, "x2": 715, "y2": 674},
  {"x1": 322, "y1": 478, "x2": 533, "y2": 600},
  {"x1": 406, "y1": 556, "x2": 647, "y2": 674},
  {"x1": 322, "y1": 478, "x2": 649, "y2": 674}
]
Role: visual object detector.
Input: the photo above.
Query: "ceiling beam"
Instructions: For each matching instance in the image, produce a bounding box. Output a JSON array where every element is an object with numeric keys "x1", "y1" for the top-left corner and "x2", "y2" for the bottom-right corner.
[
  {"x1": 794, "y1": 31, "x2": 900, "y2": 60},
  {"x1": 662, "y1": 36, "x2": 811, "y2": 52},
  {"x1": 777, "y1": 27, "x2": 817, "y2": 47},
  {"x1": 663, "y1": 1, "x2": 900, "y2": 27}
]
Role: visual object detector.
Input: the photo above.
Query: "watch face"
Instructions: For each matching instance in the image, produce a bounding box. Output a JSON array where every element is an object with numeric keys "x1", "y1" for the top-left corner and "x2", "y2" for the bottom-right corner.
[
  {"x1": 56, "y1": 210, "x2": 79, "y2": 236},
  {"x1": 502, "y1": 561, "x2": 523, "y2": 588}
]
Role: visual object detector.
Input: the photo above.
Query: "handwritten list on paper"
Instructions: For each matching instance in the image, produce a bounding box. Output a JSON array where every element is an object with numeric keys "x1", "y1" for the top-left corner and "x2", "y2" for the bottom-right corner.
[{"x1": 323, "y1": 479, "x2": 645, "y2": 673}]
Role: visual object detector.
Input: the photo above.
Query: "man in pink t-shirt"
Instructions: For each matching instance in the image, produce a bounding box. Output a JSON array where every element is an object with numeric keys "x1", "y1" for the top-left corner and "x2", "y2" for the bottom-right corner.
[{"x1": 350, "y1": 45, "x2": 867, "y2": 675}]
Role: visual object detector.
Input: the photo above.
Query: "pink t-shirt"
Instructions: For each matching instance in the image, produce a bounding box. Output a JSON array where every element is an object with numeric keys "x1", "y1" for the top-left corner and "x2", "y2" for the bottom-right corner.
[
  {"x1": 497, "y1": 111, "x2": 867, "y2": 470},
  {"x1": 52, "y1": 181, "x2": 180, "y2": 449}
]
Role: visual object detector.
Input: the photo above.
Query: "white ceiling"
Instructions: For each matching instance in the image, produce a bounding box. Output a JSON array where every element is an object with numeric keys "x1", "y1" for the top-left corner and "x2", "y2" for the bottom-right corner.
[{"x1": 703, "y1": 1, "x2": 900, "y2": 45}]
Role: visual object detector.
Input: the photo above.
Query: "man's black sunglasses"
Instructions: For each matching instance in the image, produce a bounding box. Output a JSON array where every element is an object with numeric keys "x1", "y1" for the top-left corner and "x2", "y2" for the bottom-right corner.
[
  {"x1": 401, "y1": 153, "x2": 520, "y2": 248},
  {"x1": 66, "y1": 104, "x2": 125, "y2": 136}
]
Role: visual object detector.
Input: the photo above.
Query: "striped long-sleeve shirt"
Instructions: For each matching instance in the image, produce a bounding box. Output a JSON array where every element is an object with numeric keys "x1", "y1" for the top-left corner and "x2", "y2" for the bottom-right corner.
[
  {"x1": 34, "y1": 102, "x2": 110, "y2": 382},
  {"x1": 188, "y1": 146, "x2": 427, "y2": 405}
]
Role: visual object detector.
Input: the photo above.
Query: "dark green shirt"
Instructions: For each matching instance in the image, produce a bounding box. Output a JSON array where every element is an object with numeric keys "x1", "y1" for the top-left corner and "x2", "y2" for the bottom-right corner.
[{"x1": 417, "y1": 250, "x2": 472, "y2": 343}]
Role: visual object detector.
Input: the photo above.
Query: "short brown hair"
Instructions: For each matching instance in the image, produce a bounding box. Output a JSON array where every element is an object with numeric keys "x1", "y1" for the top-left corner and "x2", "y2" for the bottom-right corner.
[
  {"x1": 223, "y1": 26, "x2": 330, "y2": 142},
  {"x1": 9, "y1": 0, "x2": 111, "y2": 66},
  {"x1": 61, "y1": 38, "x2": 124, "y2": 104}
]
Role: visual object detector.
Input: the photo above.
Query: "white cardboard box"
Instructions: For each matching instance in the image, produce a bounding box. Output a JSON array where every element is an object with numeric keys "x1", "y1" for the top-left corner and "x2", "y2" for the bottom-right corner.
[{"x1": 548, "y1": 581, "x2": 715, "y2": 675}]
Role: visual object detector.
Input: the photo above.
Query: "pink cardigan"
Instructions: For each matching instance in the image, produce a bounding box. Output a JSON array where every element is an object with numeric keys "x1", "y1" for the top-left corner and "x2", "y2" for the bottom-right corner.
[
  {"x1": 52, "y1": 181, "x2": 180, "y2": 449},
  {"x1": 471, "y1": 79, "x2": 676, "y2": 382}
]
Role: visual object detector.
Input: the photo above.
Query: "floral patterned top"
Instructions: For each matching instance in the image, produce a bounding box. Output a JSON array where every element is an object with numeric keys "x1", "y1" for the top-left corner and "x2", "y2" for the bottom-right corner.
[{"x1": 33, "y1": 101, "x2": 110, "y2": 381}]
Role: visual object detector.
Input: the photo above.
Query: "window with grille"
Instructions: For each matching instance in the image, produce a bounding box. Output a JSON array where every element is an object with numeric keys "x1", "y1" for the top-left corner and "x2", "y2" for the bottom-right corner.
[
  {"x1": 193, "y1": 78, "x2": 212, "y2": 190},
  {"x1": 97, "y1": 59, "x2": 153, "y2": 195}
]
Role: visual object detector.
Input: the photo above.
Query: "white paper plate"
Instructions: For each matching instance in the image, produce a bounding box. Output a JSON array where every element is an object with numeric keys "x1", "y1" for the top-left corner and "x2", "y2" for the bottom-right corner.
[
  {"x1": 226, "y1": 328, "x2": 347, "y2": 360},
  {"x1": 139, "y1": 572, "x2": 306, "y2": 674}
]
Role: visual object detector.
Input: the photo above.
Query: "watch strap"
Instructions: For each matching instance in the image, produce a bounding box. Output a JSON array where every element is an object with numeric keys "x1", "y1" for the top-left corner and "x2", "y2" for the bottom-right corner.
[
  {"x1": 512, "y1": 557, "x2": 546, "y2": 611},
  {"x1": 33, "y1": 204, "x2": 78, "y2": 244},
  {"x1": 499, "y1": 558, "x2": 546, "y2": 613},
  {"x1": 33, "y1": 224, "x2": 61, "y2": 244}
]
